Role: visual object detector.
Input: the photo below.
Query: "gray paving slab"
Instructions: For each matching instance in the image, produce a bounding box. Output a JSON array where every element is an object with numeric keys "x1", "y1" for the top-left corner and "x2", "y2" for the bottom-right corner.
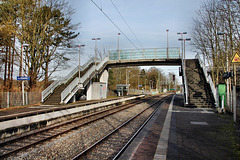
[{"x1": 167, "y1": 94, "x2": 240, "y2": 160}]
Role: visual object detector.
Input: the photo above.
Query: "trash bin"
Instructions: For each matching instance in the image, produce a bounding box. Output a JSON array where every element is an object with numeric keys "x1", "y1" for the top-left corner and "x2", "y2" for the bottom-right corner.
[{"x1": 217, "y1": 84, "x2": 226, "y2": 108}]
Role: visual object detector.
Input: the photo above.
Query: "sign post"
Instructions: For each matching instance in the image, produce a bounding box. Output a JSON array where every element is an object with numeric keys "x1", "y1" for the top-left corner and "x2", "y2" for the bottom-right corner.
[
  {"x1": 17, "y1": 76, "x2": 30, "y2": 105},
  {"x1": 231, "y1": 51, "x2": 240, "y2": 123}
]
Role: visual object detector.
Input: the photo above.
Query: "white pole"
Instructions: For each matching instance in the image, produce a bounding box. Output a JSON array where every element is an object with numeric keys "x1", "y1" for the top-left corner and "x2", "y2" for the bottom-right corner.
[
  {"x1": 79, "y1": 45, "x2": 81, "y2": 84},
  {"x1": 25, "y1": 92, "x2": 28, "y2": 105},
  {"x1": 118, "y1": 33, "x2": 120, "y2": 60},
  {"x1": 21, "y1": 45, "x2": 24, "y2": 106},
  {"x1": 233, "y1": 86, "x2": 236, "y2": 123},
  {"x1": 22, "y1": 81, "x2": 25, "y2": 105},
  {"x1": 7, "y1": 92, "x2": 9, "y2": 108},
  {"x1": 167, "y1": 29, "x2": 169, "y2": 59}
]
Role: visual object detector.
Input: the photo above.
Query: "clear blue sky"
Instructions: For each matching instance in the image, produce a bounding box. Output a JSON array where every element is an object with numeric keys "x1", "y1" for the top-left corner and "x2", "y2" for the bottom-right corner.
[{"x1": 66, "y1": 0, "x2": 205, "y2": 82}]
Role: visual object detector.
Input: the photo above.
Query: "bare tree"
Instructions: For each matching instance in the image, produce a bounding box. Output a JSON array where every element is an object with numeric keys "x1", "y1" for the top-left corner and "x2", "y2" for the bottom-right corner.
[
  {"x1": 1, "y1": 0, "x2": 80, "y2": 90},
  {"x1": 191, "y1": 0, "x2": 240, "y2": 86}
]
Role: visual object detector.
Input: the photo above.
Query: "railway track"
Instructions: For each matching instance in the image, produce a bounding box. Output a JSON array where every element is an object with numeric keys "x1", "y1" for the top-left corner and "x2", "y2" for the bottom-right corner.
[
  {"x1": 0, "y1": 95, "x2": 141, "y2": 122},
  {"x1": 0, "y1": 96, "x2": 151, "y2": 159},
  {"x1": 72, "y1": 94, "x2": 172, "y2": 160}
]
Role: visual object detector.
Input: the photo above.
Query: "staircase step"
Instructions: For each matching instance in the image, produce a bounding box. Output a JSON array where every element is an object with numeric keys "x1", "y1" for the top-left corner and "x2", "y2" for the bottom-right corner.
[{"x1": 185, "y1": 59, "x2": 215, "y2": 108}]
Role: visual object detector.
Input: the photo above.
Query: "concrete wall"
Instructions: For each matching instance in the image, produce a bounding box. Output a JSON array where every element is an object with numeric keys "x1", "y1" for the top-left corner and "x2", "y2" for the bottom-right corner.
[
  {"x1": 100, "y1": 69, "x2": 109, "y2": 84},
  {"x1": 86, "y1": 80, "x2": 93, "y2": 100},
  {"x1": 86, "y1": 70, "x2": 109, "y2": 100},
  {"x1": 92, "y1": 82, "x2": 107, "y2": 99}
]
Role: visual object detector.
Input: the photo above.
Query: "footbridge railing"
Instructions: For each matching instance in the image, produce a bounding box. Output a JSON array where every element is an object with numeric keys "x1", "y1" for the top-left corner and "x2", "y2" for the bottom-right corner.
[
  {"x1": 109, "y1": 47, "x2": 180, "y2": 61},
  {"x1": 42, "y1": 58, "x2": 94, "y2": 102},
  {"x1": 60, "y1": 56, "x2": 109, "y2": 104},
  {"x1": 195, "y1": 53, "x2": 217, "y2": 106}
]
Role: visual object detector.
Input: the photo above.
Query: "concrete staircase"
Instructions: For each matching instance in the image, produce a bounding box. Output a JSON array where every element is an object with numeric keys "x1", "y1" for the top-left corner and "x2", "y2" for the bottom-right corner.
[
  {"x1": 43, "y1": 63, "x2": 94, "y2": 105},
  {"x1": 185, "y1": 59, "x2": 214, "y2": 108},
  {"x1": 43, "y1": 84, "x2": 67, "y2": 105}
]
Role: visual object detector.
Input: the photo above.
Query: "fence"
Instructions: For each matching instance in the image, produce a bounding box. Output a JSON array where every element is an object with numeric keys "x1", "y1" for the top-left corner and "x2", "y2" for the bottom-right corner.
[{"x1": 0, "y1": 91, "x2": 42, "y2": 109}]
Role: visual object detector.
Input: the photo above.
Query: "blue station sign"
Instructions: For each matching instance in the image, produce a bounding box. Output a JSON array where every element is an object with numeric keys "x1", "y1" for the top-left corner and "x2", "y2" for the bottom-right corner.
[{"x1": 17, "y1": 76, "x2": 30, "y2": 81}]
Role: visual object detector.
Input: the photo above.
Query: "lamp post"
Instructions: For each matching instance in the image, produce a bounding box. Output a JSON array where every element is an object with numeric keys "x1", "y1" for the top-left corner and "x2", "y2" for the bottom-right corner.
[
  {"x1": 166, "y1": 29, "x2": 169, "y2": 59},
  {"x1": 138, "y1": 75, "x2": 140, "y2": 91},
  {"x1": 217, "y1": 32, "x2": 229, "y2": 109},
  {"x1": 92, "y1": 38, "x2": 101, "y2": 70},
  {"x1": 177, "y1": 32, "x2": 187, "y2": 58},
  {"x1": 78, "y1": 45, "x2": 85, "y2": 84},
  {"x1": 118, "y1": 33, "x2": 121, "y2": 60},
  {"x1": 178, "y1": 37, "x2": 191, "y2": 105},
  {"x1": 21, "y1": 44, "x2": 29, "y2": 105}
]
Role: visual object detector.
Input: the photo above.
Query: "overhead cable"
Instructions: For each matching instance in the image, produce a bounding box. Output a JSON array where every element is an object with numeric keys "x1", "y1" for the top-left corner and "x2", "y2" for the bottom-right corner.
[
  {"x1": 110, "y1": 0, "x2": 144, "y2": 49},
  {"x1": 90, "y1": 0, "x2": 141, "y2": 52}
]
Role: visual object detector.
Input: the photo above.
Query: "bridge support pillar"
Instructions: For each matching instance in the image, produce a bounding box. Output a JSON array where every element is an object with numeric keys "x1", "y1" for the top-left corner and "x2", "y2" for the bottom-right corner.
[
  {"x1": 100, "y1": 69, "x2": 109, "y2": 85},
  {"x1": 99, "y1": 69, "x2": 109, "y2": 98},
  {"x1": 86, "y1": 69, "x2": 109, "y2": 100},
  {"x1": 86, "y1": 80, "x2": 93, "y2": 100}
]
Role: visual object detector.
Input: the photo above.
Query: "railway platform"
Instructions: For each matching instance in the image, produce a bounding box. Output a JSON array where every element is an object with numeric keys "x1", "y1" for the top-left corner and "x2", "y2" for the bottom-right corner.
[
  {"x1": 0, "y1": 95, "x2": 144, "y2": 139},
  {"x1": 119, "y1": 94, "x2": 240, "y2": 160}
]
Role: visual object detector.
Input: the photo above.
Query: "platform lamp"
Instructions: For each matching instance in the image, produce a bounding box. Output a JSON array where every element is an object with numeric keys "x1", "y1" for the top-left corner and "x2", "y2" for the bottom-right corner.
[
  {"x1": 21, "y1": 43, "x2": 29, "y2": 106},
  {"x1": 78, "y1": 45, "x2": 85, "y2": 84},
  {"x1": 178, "y1": 38, "x2": 191, "y2": 105},
  {"x1": 178, "y1": 38, "x2": 191, "y2": 61},
  {"x1": 118, "y1": 33, "x2": 121, "y2": 60},
  {"x1": 217, "y1": 32, "x2": 229, "y2": 109},
  {"x1": 92, "y1": 38, "x2": 101, "y2": 71},
  {"x1": 177, "y1": 32, "x2": 187, "y2": 58}
]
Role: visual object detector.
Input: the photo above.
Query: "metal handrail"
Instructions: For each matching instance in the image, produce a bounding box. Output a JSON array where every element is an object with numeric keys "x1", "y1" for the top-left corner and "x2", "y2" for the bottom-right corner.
[
  {"x1": 109, "y1": 47, "x2": 180, "y2": 61},
  {"x1": 60, "y1": 57, "x2": 109, "y2": 104},
  {"x1": 61, "y1": 77, "x2": 79, "y2": 103},
  {"x1": 96, "y1": 57, "x2": 109, "y2": 71},
  {"x1": 41, "y1": 80, "x2": 61, "y2": 102},
  {"x1": 62, "y1": 58, "x2": 94, "y2": 84},
  {"x1": 42, "y1": 58, "x2": 95, "y2": 102},
  {"x1": 195, "y1": 53, "x2": 217, "y2": 105}
]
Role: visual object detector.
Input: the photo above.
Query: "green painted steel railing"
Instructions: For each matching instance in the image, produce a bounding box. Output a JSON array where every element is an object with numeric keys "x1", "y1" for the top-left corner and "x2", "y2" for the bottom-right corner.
[{"x1": 109, "y1": 48, "x2": 181, "y2": 61}]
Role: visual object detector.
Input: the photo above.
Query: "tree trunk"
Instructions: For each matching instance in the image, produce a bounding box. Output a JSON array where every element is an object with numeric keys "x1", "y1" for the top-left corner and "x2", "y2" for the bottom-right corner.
[
  {"x1": 44, "y1": 62, "x2": 49, "y2": 87},
  {"x1": 4, "y1": 47, "x2": 8, "y2": 91}
]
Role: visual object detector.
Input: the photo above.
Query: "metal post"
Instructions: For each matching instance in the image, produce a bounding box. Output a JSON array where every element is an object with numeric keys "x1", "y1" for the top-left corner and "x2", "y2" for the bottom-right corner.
[
  {"x1": 78, "y1": 45, "x2": 85, "y2": 84},
  {"x1": 234, "y1": 64, "x2": 237, "y2": 86},
  {"x1": 222, "y1": 95, "x2": 225, "y2": 112},
  {"x1": 21, "y1": 45, "x2": 24, "y2": 106},
  {"x1": 138, "y1": 75, "x2": 139, "y2": 91},
  {"x1": 21, "y1": 45, "x2": 24, "y2": 78},
  {"x1": 92, "y1": 38, "x2": 101, "y2": 71},
  {"x1": 166, "y1": 29, "x2": 169, "y2": 59},
  {"x1": 233, "y1": 86, "x2": 236, "y2": 123},
  {"x1": 118, "y1": 33, "x2": 120, "y2": 60},
  {"x1": 22, "y1": 81, "x2": 25, "y2": 105},
  {"x1": 145, "y1": 79, "x2": 147, "y2": 93},
  {"x1": 226, "y1": 34, "x2": 230, "y2": 109},
  {"x1": 7, "y1": 92, "x2": 9, "y2": 108},
  {"x1": 21, "y1": 44, "x2": 29, "y2": 106},
  {"x1": 183, "y1": 40, "x2": 188, "y2": 104},
  {"x1": 126, "y1": 68, "x2": 127, "y2": 86},
  {"x1": 79, "y1": 45, "x2": 81, "y2": 84},
  {"x1": 25, "y1": 92, "x2": 28, "y2": 105}
]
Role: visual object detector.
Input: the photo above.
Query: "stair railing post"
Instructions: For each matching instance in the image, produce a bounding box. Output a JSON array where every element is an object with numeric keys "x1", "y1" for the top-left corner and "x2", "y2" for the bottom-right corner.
[{"x1": 183, "y1": 39, "x2": 189, "y2": 105}]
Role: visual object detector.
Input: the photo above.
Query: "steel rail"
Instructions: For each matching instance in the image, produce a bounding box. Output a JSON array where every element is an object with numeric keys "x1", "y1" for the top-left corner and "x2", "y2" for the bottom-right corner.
[
  {"x1": 0, "y1": 97, "x2": 150, "y2": 159},
  {"x1": 113, "y1": 94, "x2": 171, "y2": 159},
  {"x1": 0, "y1": 95, "x2": 139, "y2": 122},
  {"x1": 71, "y1": 94, "x2": 171, "y2": 160}
]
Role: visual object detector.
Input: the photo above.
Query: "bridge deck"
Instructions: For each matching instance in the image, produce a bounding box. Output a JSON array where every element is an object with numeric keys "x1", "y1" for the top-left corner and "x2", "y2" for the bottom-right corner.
[{"x1": 107, "y1": 58, "x2": 182, "y2": 67}]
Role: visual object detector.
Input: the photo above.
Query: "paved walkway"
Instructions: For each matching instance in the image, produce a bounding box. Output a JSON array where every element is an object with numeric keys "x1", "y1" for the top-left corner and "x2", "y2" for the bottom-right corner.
[{"x1": 167, "y1": 94, "x2": 240, "y2": 160}]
